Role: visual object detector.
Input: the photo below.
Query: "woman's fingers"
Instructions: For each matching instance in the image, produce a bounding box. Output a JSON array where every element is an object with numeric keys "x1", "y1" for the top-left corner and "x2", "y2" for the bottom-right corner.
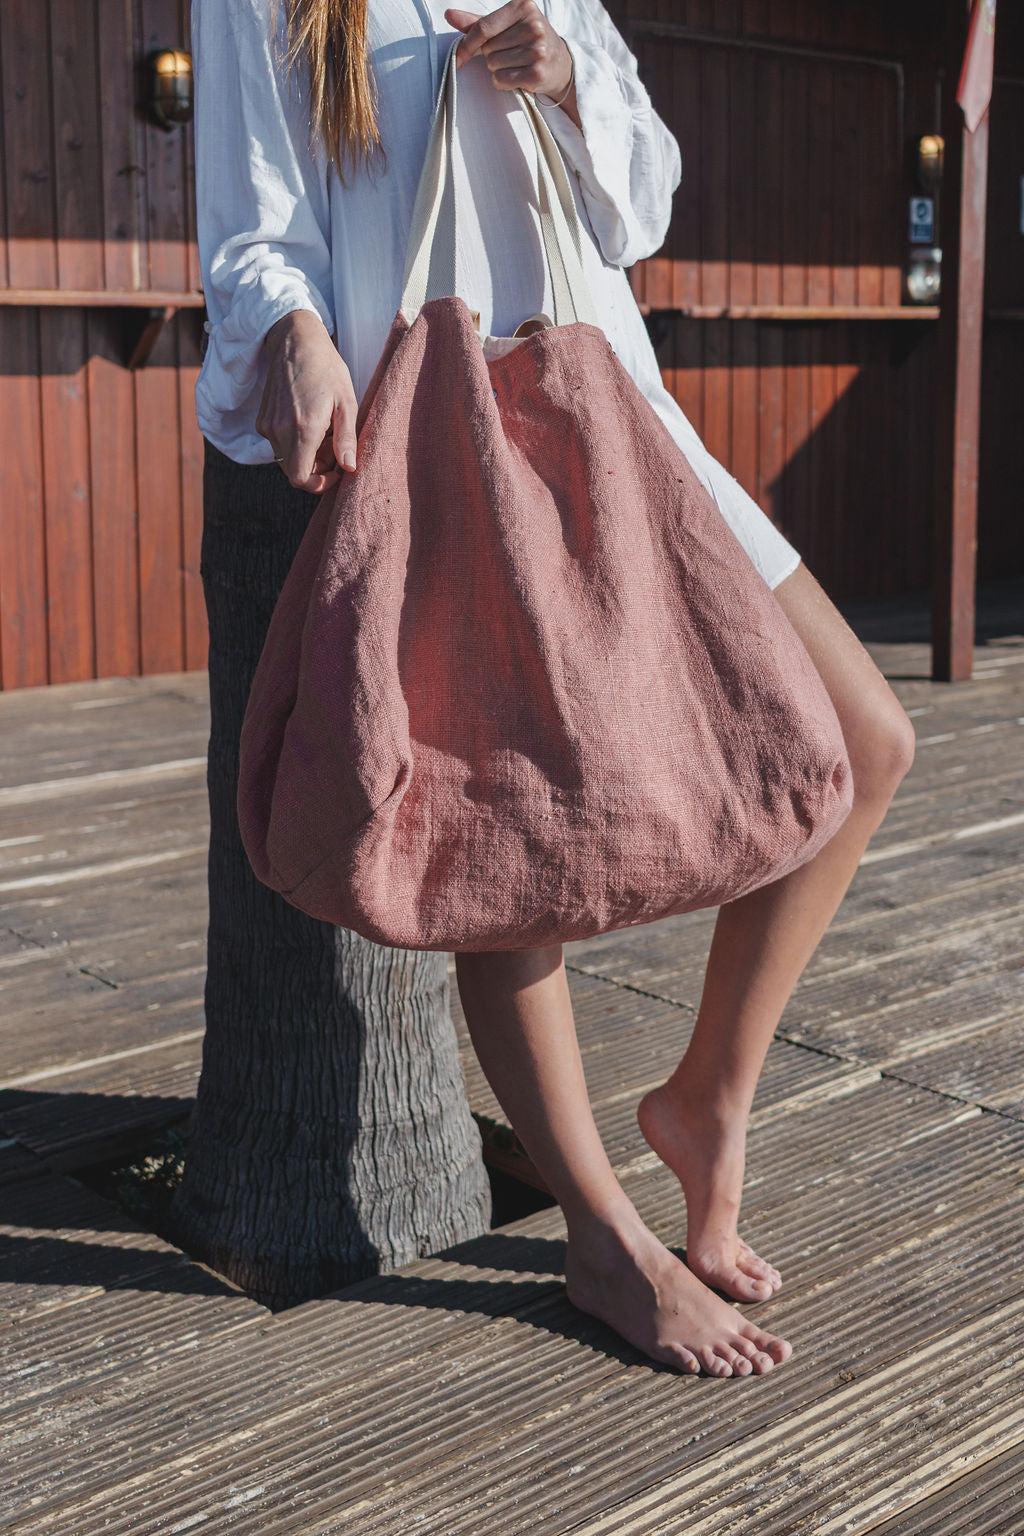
[
  {"x1": 296, "y1": 429, "x2": 341, "y2": 495},
  {"x1": 445, "y1": 6, "x2": 482, "y2": 47},
  {"x1": 257, "y1": 309, "x2": 358, "y2": 492},
  {"x1": 445, "y1": 1, "x2": 568, "y2": 96},
  {"x1": 485, "y1": 38, "x2": 567, "y2": 90},
  {"x1": 286, "y1": 388, "x2": 357, "y2": 493},
  {"x1": 446, "y1": 3, "x2": 521, "y2": 63},
  {"x1": 288, "y1": 397, "x2": 356, "y2": 494},
  {"x1": 332, "y1": 398, "x2": 359, "y2": 476}
]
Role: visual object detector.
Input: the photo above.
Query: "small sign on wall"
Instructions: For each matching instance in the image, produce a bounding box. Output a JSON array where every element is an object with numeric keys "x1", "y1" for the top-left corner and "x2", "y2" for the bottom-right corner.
[{"x1": 909, "y1": 196, "x2": 935, "y2": 244}]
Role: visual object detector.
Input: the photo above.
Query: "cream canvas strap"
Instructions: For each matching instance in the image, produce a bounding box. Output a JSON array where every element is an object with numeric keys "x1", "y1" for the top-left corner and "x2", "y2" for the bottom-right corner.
[{"x1": 400, "y1": 36, "x2": 599, "y2": 329}]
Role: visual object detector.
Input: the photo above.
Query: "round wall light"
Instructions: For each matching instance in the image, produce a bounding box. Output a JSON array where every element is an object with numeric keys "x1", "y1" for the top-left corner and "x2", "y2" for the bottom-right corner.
[{"x1": 148, "y1": 49, "x2": 193, "y2": 130}]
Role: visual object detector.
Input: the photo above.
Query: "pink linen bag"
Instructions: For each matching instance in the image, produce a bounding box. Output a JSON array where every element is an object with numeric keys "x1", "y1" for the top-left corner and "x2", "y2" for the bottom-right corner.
[{"x1": 238, "y1": 42, "x2": 853, "y2": 951}]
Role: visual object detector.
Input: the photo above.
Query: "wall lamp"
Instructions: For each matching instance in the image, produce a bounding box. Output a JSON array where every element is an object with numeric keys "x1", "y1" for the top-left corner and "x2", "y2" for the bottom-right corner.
[
  {"x1": 906, "y1": 134, "x2": 945, "y2": 304},
  {"x1": 147, "y1": 49, "x2": 193, "y2": 130}
]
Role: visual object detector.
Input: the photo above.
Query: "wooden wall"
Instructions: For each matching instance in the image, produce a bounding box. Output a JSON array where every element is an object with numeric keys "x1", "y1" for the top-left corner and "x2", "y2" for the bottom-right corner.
[
  {"x1": 0, "y1": 0, "x2": 1020, "y2": 691},
  {"x1": 618, "y1": 0, "x2": 1024, "y2": 601},
  {"x1": 0, "y1": 0, "x2": 204, "y2": 692},
  {"x1": 978, "y1": 71, "x2": 1024, "y2": 585}
]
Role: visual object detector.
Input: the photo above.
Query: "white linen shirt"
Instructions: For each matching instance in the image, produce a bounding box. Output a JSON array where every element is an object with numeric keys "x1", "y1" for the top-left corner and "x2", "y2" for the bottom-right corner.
[{"x1": 191, "y1": 0, "x2": 800, "y2": 589}]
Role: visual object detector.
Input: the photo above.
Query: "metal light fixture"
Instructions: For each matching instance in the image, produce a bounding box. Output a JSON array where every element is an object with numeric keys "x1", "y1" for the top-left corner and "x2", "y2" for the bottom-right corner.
[
  {"x1": 916, "y1": 134, "x2": 945, "y2": 192},
  {"x1": 906, "y1": 246, "x2": 942, "y2": 304},
  {"x1": 148, "y1": 49, "x2": 193, "y2": 130},
  {"x1": 905, "y1": 135, "x2": 945, "y2": 304}
]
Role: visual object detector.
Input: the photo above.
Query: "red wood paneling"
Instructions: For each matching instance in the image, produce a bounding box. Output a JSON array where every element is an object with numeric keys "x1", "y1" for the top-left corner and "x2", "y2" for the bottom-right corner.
[
  {"x1": 756, "y1": 323, "x2": 785, "y2": 524},
  {"x1": 0, "y1": 312, "x2": 48, "y2": 690},
  {"x1": 806, "y1": 64, "x2": 833, "y2": 307},
  {"x1": 179, "y1": 0, "x2": 203, "y2": 294},
  {"x1": 984, "y1": 81, "x2": 1024, "y2": 311},
  {"x1": 630, "y1": 27, "x2": 906, "y2": 309},
  {"x1": 0, "y1": 301, "x2": 207, "y2": 691},
  {"x1": 178, "y1": 313, "x2": 206, "y2": 670},
  {"x1": 1, "y1": 0, "x2": 199, "y2": 301},
  {"x1": 623, "y1": 1, "x2": 1021, "y2": 608},
  {"x1": 135, "y1": 325, "x2": 185, "y2": 675},
  {"x1": 702, "y1": 317, "x2": 731, "y2": 466},
  {"x1": 754, "y1": 53, "x2": 783, "y2": 304},
  {"x1": 979, "y1": 328, "x2": 1024, "y2": 582},
  {"x1": 780, "y1": 57, "x2": 807, "y2": 307},
  {"x1": 729, "y1": 319, "x2": 758, "y2": 497},
  {"x1": 699, "y1": 46, "x2": 729, "y2": 307},
  {"x1": 0, "y1": 0, "x2": 1020, "y2": 692},
  {"x1": 0, "y1": 0, "x2": 207, "y2": 691},
  {"x1": 50, "y1": 0, "x2": 105, "y2": 291},
  {"x1": 2, "y1": 1, "x2": 59, "y2": 289},
  {"x1": 87, "y1": 312, "x2": 141, "y2": 679},
  {"x1": 39, "y1": 308, "x2": 95, "y2": 683},
  {"x1": 668, "y1": 42, "x2": 698, "y2": 308},
  {"x1": 727, "y1": 46, "x2": 756, "y2": 306},
  {"x1": 139, "y1": 0, "x2": 191, "y2": 292},
  {"x1": 97, "y1": 0, "x2": 147, "y2": 291},
  {"x1": 658, "y1": 314, "x2": 942, "y2": 601}
]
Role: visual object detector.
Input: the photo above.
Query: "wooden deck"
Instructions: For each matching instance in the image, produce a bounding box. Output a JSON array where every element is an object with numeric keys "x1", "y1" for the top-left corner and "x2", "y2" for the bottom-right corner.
[{"x1": 1, "y1": 585, "x2": 1023, "y2": 1534}]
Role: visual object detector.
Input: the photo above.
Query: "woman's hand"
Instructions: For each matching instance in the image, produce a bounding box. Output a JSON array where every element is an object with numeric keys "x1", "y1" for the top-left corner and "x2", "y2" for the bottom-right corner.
[
  {"x1": 257, "y1": 309, "x2": 358, "y2": 494},
  {"x1": 445, "y1": 2, "x2": 579, "y2": 124}
]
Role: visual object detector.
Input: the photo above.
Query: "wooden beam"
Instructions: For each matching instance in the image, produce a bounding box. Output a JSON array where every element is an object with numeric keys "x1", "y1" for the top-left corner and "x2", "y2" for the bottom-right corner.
[
  {"x1": 0, "y1": 289, "x2": 205, "y2": 306},
  {"x1": 635, "y1": 305, "x2": 941, "y2": 321},
  {"x1": 932, "y1": 0, "x2": 994, "y2": 682}
]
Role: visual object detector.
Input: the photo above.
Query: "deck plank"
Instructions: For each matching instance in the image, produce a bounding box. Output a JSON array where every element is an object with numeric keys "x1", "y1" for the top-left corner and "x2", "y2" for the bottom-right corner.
[
  {"x1": 4, "y1": 1081, "x2": 1022, "y2": 1533},
  {"x1": 0, "y1": 593, "x2": 1022, "y2": 1533},
  {"x1": 0, "y1": 1166, "x2": 244, "y2": 1326},
  {"x1": 9, "y1": 1185, "x2": 1023, "y2": 1536},
  {"x1": 865, "y1": 1435, "x2": 1024, "y2": 1534}
]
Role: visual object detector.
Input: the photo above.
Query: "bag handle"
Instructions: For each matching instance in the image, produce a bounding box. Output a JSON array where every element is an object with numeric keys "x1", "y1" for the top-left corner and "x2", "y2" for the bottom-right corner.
[{"x1": 400, "y1": 37, "x2": 599, "y2": 328}]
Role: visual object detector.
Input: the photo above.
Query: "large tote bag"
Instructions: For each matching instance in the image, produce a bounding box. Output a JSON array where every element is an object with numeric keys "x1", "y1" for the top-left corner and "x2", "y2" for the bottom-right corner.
[{"x1": 238, "y1": 41, "x2": 853, "y2": 952}]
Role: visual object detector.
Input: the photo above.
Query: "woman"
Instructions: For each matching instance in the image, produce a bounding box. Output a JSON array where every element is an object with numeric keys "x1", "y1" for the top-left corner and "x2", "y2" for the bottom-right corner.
[{"x1": 192, "y1": 0, "x2": 915, "y2": 1377}]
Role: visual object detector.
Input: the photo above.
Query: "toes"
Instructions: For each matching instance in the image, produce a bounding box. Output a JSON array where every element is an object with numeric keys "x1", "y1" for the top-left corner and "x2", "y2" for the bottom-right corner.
[
  {"x1": 698, "y1": 1345, "x2": 733, "y2": 1378},
  {"x1": 659, "y1": 1343, "x2": 701, "y2": 1375},
  {"x1": 731, "y1": 1336, "x2": 778, "y2": 1374},
  {"x1": 716, "y1": 1343, "x2": 752, "y2": 1377},
  {"x1": 741, "y1": 1272, "x2": 775, "y2": 1300},
  {"x1": 737, "y1": 1244, "x2": 782, "y2": 1290},
  {"x1": 723, "y1": 1265, "x2": 774, "y2": 1302},
  {"x1": 741, "y1": 1325, "x2": 793, "y2": 1368},
  {"x1": 688, "y1": 1248, "x2": 781, "y2": 1303},
  {"x1": 709, "y1": 1343, "x2": 753, "y2": 1378},
  {"x1": 755, "y1": 1332, "x2": 792, "y2": 1365}
]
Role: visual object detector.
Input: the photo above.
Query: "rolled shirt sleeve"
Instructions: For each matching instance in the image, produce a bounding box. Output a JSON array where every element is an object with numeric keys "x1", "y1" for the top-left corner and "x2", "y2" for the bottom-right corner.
[
  {"x1": 538, "y1": 0, "x2": 681, "y2": 268},
  {"x1": 191, "y1": 0, "x2": 337, "y2": 461}
]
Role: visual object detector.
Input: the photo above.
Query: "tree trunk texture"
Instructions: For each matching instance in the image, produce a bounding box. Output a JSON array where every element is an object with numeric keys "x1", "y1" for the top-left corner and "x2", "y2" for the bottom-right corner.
[{"x1": 168, "y1": 440, "x2": 491, "y2": 1310}]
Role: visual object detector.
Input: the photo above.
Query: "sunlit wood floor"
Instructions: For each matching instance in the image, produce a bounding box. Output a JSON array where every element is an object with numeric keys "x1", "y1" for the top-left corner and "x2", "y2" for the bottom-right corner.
[{"x1": 1, "y1": 582, "x2": 1022, "y2": 1534}]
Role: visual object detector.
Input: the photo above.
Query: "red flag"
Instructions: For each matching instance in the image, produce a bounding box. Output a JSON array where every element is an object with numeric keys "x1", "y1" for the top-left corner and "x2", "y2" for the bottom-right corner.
[{"x1": 957, "y1": 0, "x2": 997, "y2": 133}]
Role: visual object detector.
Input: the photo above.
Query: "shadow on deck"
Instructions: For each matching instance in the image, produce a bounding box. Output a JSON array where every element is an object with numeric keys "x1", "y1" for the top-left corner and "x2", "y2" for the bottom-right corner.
[{"x1": 1, "y1": 583, "x2": 1022, "y2": 1534}]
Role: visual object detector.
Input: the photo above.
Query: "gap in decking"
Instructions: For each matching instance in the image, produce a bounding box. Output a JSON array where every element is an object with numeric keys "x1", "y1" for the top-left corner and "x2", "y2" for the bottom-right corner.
[
  {"x1": 72, "y1": 1114, "x2": 192, "y2": 1248},
  {"x1": 474, "y1": 1113, "x2": 558, "y2": 1225}
]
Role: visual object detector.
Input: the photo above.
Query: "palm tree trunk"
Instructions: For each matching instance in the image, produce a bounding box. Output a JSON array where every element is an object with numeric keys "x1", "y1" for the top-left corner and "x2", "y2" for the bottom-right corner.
[{"x1": 169, "y1": 439, "x2": 491, "y2": 1310}]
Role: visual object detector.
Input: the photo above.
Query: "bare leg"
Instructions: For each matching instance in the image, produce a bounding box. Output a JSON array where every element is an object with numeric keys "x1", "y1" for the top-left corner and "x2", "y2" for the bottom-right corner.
[
  {"x1": 638, "y1": 564, "x2": 916, "y2": 1302},
  {"x1": 455, "y1": 946, "x2": 792, "y2": 1377}
]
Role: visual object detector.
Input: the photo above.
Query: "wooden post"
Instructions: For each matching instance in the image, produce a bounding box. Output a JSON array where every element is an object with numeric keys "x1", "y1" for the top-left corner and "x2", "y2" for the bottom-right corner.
[{"x1": 932, "y1": 0, "x2": 994, "y2": 682}]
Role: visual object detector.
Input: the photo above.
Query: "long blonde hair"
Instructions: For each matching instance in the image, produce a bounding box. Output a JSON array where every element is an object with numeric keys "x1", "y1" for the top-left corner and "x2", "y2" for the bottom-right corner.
[{"x1": 272, "y1": 0, "x2": 383, "y2": 182}]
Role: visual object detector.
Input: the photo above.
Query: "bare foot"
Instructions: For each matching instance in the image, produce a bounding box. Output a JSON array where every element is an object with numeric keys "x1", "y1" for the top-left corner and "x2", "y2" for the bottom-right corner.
[
  {"x1": 563, "y1": 1201, "x2": 791, "y2": 1377},
  {"x1": 637, "y1": 1083, "x2": 782, "y2": 1304}
]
